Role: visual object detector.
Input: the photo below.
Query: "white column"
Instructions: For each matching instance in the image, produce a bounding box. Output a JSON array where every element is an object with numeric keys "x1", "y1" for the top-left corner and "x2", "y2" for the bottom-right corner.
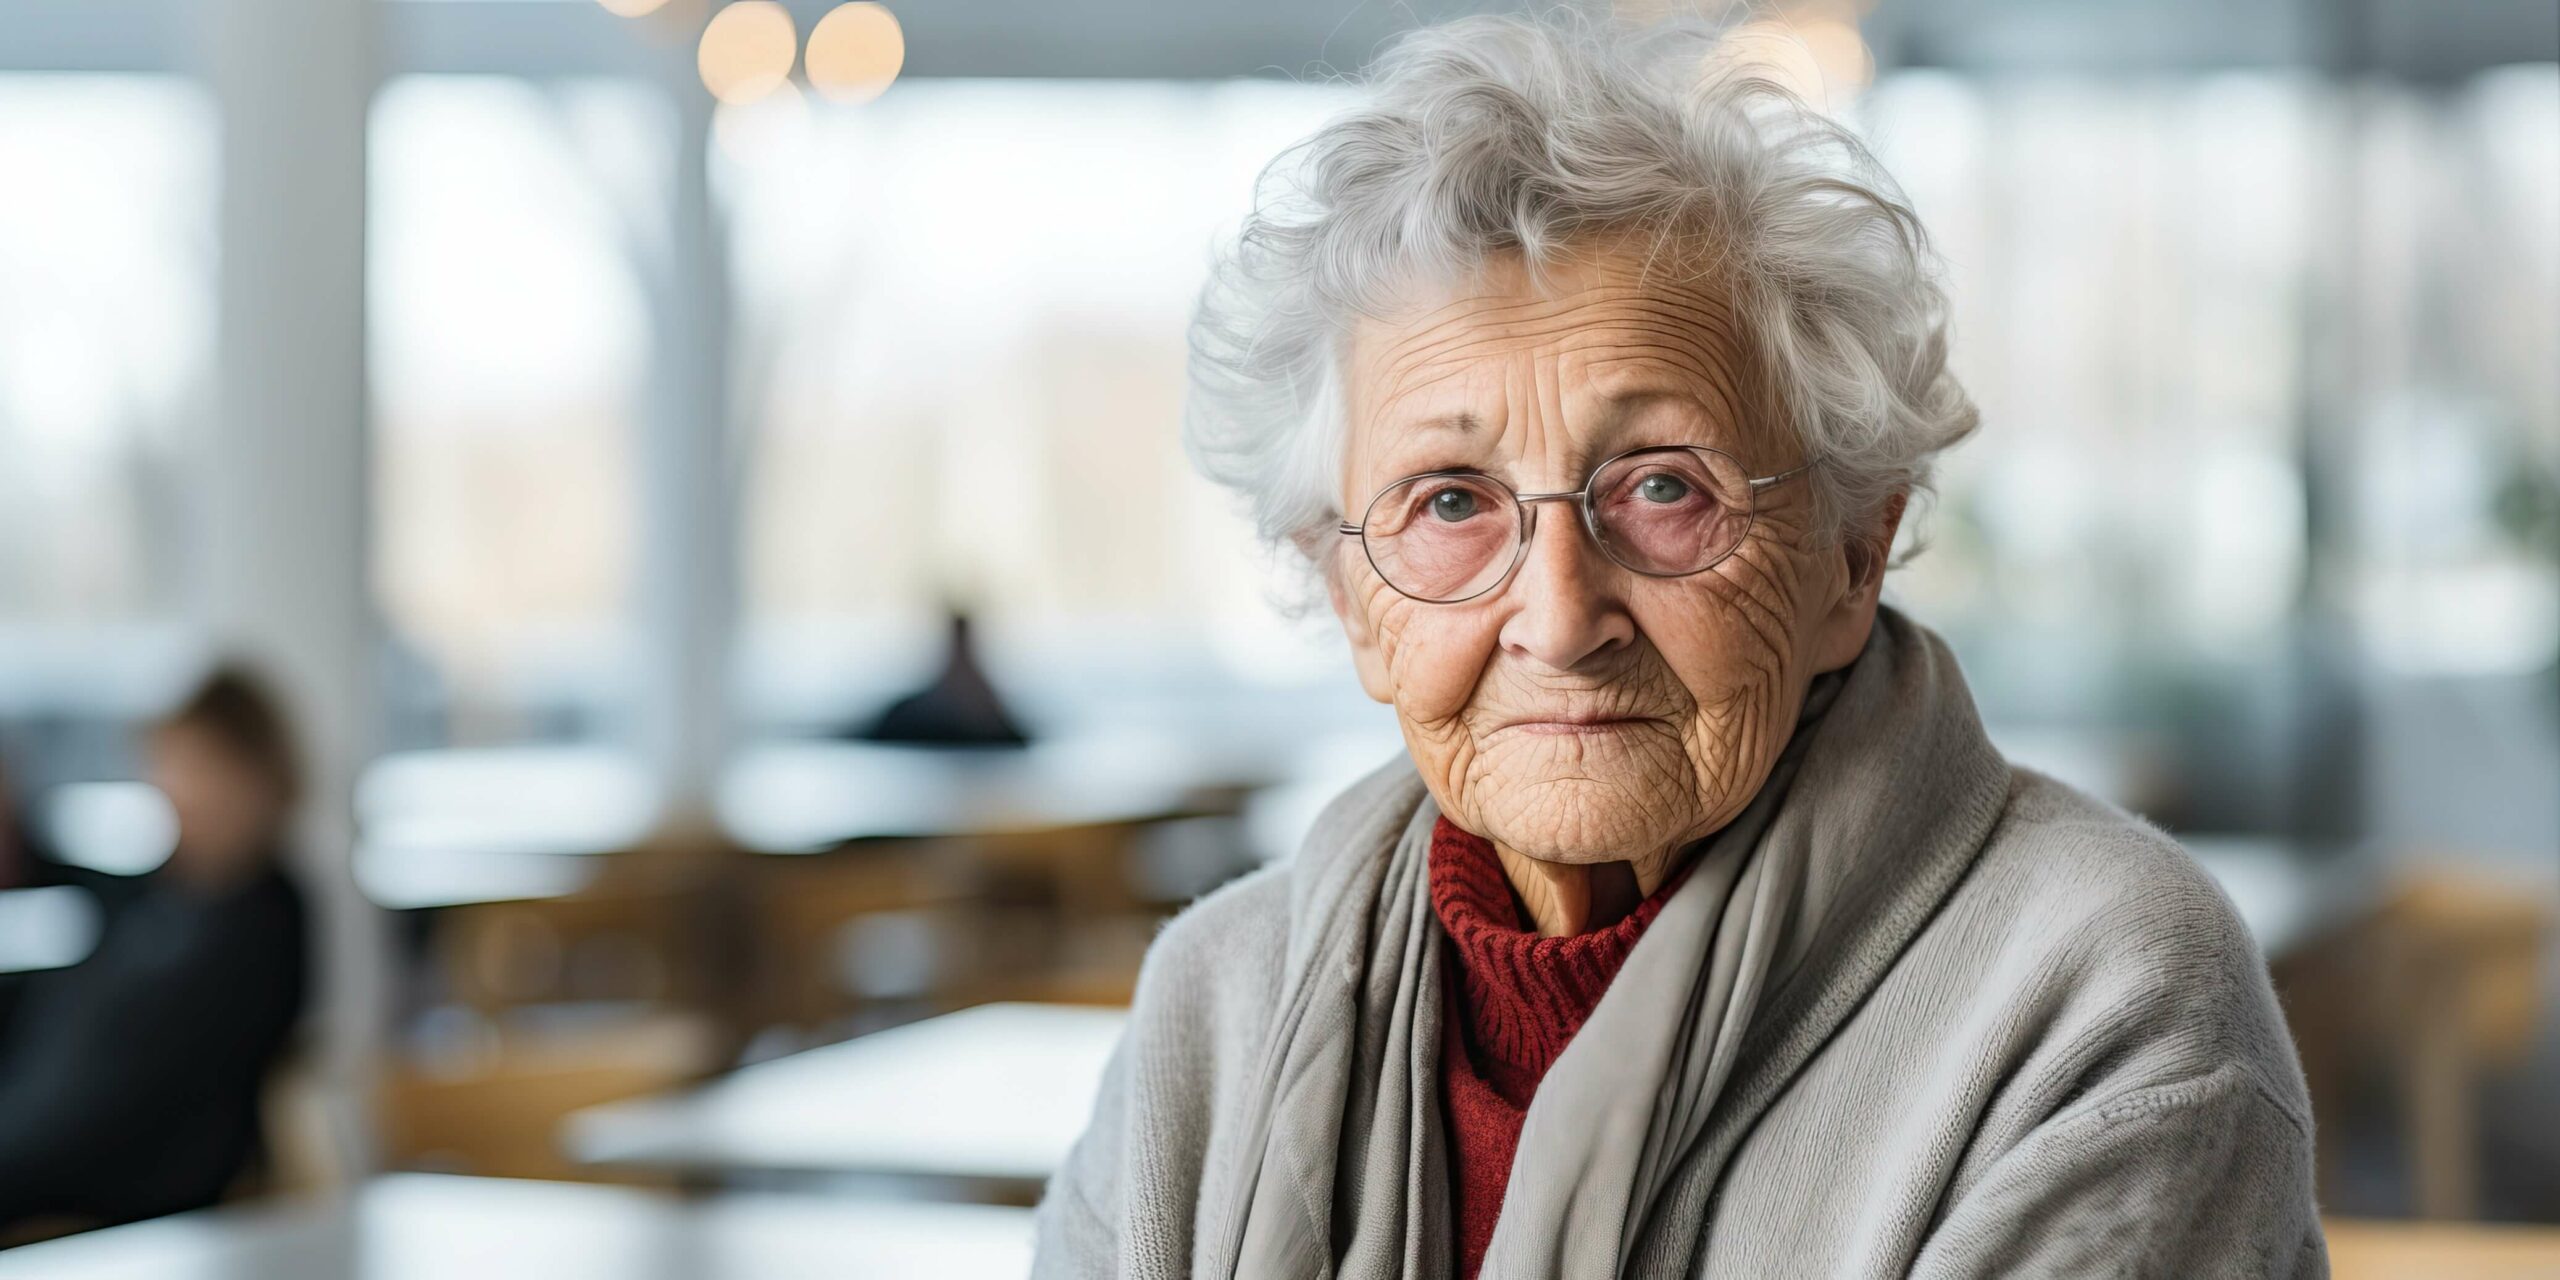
[
  {"x1": 202, "y1": 0, "x2": 383, "y2": 1179},
  {"x1": 636, "y1": 85, "x2": 736, "y2": 829}
]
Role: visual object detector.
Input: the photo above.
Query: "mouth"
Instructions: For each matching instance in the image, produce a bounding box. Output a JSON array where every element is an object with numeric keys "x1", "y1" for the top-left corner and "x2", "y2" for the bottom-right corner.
[{"x1": 1489, "y1": 714, "x2": 1657, "y2": 738}]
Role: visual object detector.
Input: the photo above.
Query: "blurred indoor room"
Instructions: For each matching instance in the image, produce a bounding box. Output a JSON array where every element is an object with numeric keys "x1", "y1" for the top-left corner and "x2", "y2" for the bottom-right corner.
[{"x1": 0, "y1": 0, "x2": 2553, "y2": 1275}]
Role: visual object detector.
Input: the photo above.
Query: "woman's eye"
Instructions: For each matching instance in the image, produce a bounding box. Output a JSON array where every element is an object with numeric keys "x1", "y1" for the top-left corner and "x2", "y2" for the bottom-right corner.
[
  {"x1": 1636, "y1": 474, "x2": 1691, "y2": 504},
  {"x1": 1428, "y1": 488, "x2": 1481, "y2": 521}
]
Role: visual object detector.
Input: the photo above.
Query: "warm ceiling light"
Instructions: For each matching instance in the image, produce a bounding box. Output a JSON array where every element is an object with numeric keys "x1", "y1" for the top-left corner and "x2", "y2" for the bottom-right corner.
[
  {"x1": 698, "y1": 0, "x2": 798, "y2": 105},
  {"x1": 805, "y1": 3, "x2": 906, "y2": 105},
  {"x1": 1793, "y1": 18, "x2": 1876, "y2": 96},
  {"x1": 596, "y1": 0, "x2": 671, "y2": 17}
]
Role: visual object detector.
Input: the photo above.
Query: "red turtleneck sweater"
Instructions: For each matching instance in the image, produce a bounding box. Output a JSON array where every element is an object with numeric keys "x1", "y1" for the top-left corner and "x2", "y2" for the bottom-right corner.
[{"x1": 1427, "y1": 817, "x2": 1690, "y2": 1279}]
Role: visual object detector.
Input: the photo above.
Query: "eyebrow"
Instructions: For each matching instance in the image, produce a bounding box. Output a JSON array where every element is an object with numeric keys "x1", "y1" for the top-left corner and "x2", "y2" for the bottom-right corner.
[
  {"x1": 1405, "y1": 411, "x2": 1484, "y2": 437},
  {"x1": 1595, "y1": 390, "x2": 1744, "y2": 451}
]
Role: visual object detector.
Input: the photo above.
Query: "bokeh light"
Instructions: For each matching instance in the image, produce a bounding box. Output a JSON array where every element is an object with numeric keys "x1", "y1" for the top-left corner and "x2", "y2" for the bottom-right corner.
[
  {"x1": 1713, "y1": 11, "x2": 1875, "y2": 111},
  {"x1": 697, "y1": 0, "x2": 798, "y2": 106},
  {"x1": 595, "y1": 0, "x2": 672, "y2": 19},
  {"x1": 805, "y1": 3, "x2": 906, "y2": 106}
]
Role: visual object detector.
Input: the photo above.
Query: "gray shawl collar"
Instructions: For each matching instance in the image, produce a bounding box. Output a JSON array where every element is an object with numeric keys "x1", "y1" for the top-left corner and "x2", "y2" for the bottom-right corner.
[{"x1": 1209, "y1": 607, "x2": 2012, "y2": 1279}]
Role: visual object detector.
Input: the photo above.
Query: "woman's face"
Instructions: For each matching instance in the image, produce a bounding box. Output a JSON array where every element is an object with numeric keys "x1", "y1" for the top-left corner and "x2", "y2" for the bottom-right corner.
[
  {"x1": 149, "y1": 724, "x2": 286, "y2": 881},
  {"x1": 1329, "y1": 249, "x2": 1894, "y2": 867}
]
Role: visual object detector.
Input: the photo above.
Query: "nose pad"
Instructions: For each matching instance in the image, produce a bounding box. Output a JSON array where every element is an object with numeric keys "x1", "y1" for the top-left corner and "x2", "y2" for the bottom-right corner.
[
  {"x1": 1499, "y1": 499, "x2": 1636, "y2": 669},
  {"x1": 1515, "y1": 497, "x2": 1614, "y2": 581}
]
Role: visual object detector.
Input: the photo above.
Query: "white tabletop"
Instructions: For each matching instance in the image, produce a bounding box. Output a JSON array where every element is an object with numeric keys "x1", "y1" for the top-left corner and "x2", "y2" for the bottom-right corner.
[
  {"x1": 350, "y1": 747, "x2": 650, "y2": 910},
  {"x1": 350, "y1": 845, "x2": 608, "y2": 911},
  {"x1": 0, "y1": 1175, "x2": 1032, "y2": 1280},
  {"x1": 567, "y1": 1002, "x2": 1126, "y2": 1185},
  {"x1": 0, "y1": 885, "x2": 101, "y2": 973}
]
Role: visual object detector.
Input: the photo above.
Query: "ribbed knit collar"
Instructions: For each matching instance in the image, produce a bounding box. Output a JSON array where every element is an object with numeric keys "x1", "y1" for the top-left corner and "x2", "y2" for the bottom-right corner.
[{"x1": 1427, "y1": 816, "x2": 1691, "y2": 1104}]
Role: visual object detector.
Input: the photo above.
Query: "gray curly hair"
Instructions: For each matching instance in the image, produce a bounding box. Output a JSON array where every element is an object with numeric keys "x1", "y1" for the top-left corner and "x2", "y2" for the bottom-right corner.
[{"x1": 1184, "y1": 14, "x2": 1978, "y2": 605}]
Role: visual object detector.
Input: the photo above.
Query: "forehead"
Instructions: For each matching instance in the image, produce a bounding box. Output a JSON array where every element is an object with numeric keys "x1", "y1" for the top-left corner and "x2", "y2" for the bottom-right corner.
[
  {"x1": 1343, "y1": 251, "x2": 1757, "y2": 430},
  {"x1": 149, "y1": 721, "x2": 234, "y2": 762}
]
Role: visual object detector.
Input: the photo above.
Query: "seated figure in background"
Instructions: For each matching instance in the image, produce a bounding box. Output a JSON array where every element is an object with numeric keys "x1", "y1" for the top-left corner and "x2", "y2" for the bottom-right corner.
[
  {"x1": 0, "y1": 665, "x2": 311, "y2": 1233},
  {"x1": 0, "y1": 757, "x2": 42, "y2": 893},
  {"x1": 0, "y1": 755, "x2": 50, "y2": 1038},
  {"x1": 857, "y1": 606, "x2": 1033, "y2": 748},
  {"x1": 0, "y1": 751, "x2": 80, "y2": 896}
]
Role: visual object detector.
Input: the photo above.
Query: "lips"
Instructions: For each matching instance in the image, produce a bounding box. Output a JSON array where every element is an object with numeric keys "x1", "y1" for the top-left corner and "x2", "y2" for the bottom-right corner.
[{"x1": 1488, "y1": 714, "x2": 1657, "y2": 736}]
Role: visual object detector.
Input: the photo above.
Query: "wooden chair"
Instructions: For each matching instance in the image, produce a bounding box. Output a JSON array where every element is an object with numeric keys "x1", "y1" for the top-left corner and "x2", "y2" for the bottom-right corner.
[
  {"x1": 2276, "y1": 867, "x2": 2555, "y2": 1219},
  {"x1": 377, "y1": 1012, "x2": 717, "y2": 1183},
  {"x1": 436, "y1": 875, "x2": 709, "y2": 1018},
  {"x1": 2325, "y1": 1216, "x2": 2560, "y2": 1278},
  {"x1": 745, "y1": 842, "x2": 961, "y2": 1032}
]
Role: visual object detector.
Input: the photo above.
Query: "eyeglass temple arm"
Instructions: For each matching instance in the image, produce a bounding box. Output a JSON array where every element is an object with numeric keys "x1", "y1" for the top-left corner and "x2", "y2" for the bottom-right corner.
[{"x1": 1748, "y1": 455, "x2": 1824, "y2": 492}]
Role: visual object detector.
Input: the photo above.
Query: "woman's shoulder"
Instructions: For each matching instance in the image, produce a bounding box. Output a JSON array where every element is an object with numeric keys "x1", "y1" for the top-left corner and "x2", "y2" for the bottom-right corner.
[
  {"x1": 1974, "y1": 766, "x2": 2254, "y2": 953},
  {"x1": 1123, "y1": 861, "x2": 1297, "y2": 1055},
  {"x1": 1121, "y1": 757, "x2": 1424, "y2": 1062},
  {"x1": 1038, "y1": 865, "x2": 1299, "y2": 1261},
  {"x1": 1146, "y1": 862, "x2": 1295, "y2": 990},
  {"x1": 1948, "y1": 766, "x2": 2311, "y2": 1129}
]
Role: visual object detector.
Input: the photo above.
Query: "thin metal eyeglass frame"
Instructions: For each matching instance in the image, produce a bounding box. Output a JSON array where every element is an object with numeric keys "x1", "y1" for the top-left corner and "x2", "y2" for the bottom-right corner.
[{"x1": 1335, "y1": 446, "x2": 1824, "y2": 605}]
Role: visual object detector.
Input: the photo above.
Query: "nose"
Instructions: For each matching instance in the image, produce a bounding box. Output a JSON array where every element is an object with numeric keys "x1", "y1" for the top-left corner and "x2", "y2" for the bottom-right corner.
[{"x1": 1496, "y1": 503, "x2": 1636, "y2": 671}]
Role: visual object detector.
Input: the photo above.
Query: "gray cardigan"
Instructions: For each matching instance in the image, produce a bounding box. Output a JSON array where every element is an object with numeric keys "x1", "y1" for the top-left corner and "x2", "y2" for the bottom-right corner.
[{"x1": 1039, "y1": 738, "x2": 2325, "y2": 1276}]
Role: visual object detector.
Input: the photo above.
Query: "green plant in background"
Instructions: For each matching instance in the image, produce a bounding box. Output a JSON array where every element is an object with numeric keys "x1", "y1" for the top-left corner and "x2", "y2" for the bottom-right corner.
[{"x1": 2489, "y1": 451, "x2": 2559, "y2": 562}]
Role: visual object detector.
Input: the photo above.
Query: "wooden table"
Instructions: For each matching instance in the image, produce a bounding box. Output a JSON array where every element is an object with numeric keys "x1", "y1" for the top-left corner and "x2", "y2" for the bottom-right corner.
[
  {"x1": 715, "y1": 737, "x2": 1277, "y2": 1021},
  {"x1": 0, "y1": 1174, "x2": 1032, "y2": 1280},
  {"x1": 716, "y1": 735, "x2": 1270, "y2": 854},
  {"x1": 565, "y1": 1002, "x2": 1125, "y2": 1195},
  {"x1": 2326, "y1": 1217, "x2": 2560, "y2": 1279}
]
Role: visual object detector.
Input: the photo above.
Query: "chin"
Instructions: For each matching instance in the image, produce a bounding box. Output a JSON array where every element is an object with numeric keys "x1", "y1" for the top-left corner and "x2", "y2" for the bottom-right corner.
[{"x1": 1466, "y1": 771, "x2": 1698, "y2": 864}]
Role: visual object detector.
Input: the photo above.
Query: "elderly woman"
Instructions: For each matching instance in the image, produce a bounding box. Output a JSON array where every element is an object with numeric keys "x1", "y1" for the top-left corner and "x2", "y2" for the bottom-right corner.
[{"x1": 1037, "y1": 17, "x2": 2321, "y2": 1279}]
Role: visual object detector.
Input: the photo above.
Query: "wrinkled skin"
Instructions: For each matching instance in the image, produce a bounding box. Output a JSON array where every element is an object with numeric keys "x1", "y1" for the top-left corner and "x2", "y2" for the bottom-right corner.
[{"x1": 1327, "y1": 249, "x2": 1904, "y2": 935}]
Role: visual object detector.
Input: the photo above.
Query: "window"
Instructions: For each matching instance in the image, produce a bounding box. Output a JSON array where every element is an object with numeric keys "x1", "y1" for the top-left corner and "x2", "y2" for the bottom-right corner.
[
  {"x1": 1860, "y1": 68, "x2": 2556, "y2": 684},
  {"x1": 1861, "y1": 71, "x2": 2318, "y2": 674},
  {"x1": 2346, "y1": 66, "x2": 2559, "y2": 675},
  {"x1": 721, "y1": 80, "x2": 1366, "y2": 734},
  {"x1": 369, "y1": 75, "x2": 671, "y2": 748},
  {"x1": 0, "y1": 76, "x2": 213, "y2": 637},
  {"x1": 1854, "y1": 68, "x2": 2557, "y2": 830}
]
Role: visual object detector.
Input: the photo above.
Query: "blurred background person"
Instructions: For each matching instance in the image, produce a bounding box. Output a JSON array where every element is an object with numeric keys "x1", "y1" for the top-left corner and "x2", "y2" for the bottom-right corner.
[
  {"x1": 852, "y1": 605, "x2": 1032, "y2": 747},
  {"x1": 0, "y1": 755, "x2": 49, "y2": 1038},
  {"x1": 0, "y1": 666, "x2": 311, "y2": 1235},
  {"x1": 0, "y1": 757, "x2": 41, "y2": 893}
]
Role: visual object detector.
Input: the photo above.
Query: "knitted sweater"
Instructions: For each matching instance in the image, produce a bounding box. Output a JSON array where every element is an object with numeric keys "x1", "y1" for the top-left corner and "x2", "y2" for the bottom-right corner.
[
  {"x1": 1430, "y1": 816, "x2": 1686, "y2": 1280},
  {"x1": 1036, "y1": 610, "x2": 2325, "y2": 1278}
]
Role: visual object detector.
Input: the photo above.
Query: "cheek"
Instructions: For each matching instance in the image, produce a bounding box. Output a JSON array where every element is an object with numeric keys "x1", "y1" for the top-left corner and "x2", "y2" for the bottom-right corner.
[
  {"x1": 1370, "y1": 595, "x2": 1503, "y2": 727},
  {"x1": 1635, "y1": 550, "x2": 1813, "y2": 725}
]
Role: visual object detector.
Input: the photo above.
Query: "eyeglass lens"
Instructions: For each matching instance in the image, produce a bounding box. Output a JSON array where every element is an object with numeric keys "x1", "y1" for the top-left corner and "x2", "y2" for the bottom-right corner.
[{"x1": 1356, "y1": 448, "x2": 1756, "y2": 603}]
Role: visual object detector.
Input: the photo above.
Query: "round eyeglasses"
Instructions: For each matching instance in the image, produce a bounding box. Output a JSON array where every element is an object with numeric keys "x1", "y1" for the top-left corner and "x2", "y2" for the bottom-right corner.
[{"x1": 1336, "y1": 446, "x2": 1821, "y2": 604}]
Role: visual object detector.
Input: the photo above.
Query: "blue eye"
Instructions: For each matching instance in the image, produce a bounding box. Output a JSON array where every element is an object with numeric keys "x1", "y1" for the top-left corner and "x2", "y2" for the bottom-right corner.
[
  {"x1": 1430, "y1": 488, "x2": 1480, "y2": 521},
  {"x1": 1637, "y1": 474, "x2": 1690, "y2": 504}
]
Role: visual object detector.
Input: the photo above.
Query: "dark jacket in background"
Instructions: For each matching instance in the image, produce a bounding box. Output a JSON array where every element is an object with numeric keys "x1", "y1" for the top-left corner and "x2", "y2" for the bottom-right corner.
[{"x1": 0, "y1": 860, "x2": 308, "y2": 1228}]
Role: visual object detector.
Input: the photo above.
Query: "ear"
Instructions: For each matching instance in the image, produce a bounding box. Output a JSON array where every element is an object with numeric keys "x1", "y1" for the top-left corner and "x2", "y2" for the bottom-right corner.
[
  {"x1": 1809, "y1": 490, "x2": 1907, "y2": 673},
  {"x1": 1325, "y1": 556, "x2": 1396, "y2": 704}
]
